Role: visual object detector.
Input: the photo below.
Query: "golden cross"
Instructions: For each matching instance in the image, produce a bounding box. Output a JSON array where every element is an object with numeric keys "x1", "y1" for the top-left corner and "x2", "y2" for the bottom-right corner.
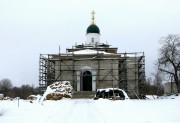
[{"x1": 91, "y1": 10, "x2": 95, "y2": 24}]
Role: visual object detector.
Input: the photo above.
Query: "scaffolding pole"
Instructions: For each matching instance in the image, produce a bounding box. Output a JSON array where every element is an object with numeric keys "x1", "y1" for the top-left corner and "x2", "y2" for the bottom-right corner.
[{"x1": 39, "y1": 52, "x2": 146, "y2": 97}]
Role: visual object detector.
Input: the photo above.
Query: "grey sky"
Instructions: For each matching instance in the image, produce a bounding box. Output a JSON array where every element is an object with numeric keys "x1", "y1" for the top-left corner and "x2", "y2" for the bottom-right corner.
[{"x1": 0, "y1": 0, "x2": 180, "y2": 86}]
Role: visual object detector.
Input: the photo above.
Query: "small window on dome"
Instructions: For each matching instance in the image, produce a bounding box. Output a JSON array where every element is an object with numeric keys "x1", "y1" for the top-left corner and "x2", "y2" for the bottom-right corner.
[{"x1": 92, "y1": 38, "x2": 94, "y2": 43}]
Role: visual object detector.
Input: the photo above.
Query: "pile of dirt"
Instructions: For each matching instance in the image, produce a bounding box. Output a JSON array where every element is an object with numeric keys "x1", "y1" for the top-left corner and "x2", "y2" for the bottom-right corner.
[
  {"x1": 27, "y1": 95, "x2": 37, "y2": 100},
  {"x1": 42, "y1": 81, "x2": 73, "y2": 100},
  {"x1": 27, "y1": 95, "x2": 42, "y2": 100}
]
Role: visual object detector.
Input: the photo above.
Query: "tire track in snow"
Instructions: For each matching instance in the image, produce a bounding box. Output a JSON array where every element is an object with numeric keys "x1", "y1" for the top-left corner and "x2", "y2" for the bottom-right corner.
[
  {"x1": 42, "y1": 100, "x2": 75, "y2": 123},
  {"x1": 64, "y1": 99, "x2": 106, "y2": 123}
]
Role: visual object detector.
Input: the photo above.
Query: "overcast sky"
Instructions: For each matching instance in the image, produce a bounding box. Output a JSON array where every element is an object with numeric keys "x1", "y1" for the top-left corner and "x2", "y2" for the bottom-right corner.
[{"x1": 0, "y1": 0, "x2": 180, "y2": 87}]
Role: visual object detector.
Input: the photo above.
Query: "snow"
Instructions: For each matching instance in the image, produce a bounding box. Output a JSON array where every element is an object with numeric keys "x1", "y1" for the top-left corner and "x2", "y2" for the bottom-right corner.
[
  {"x1": 41, "y1": 81, "x2": 73, "y2": 101},
  {"x1": 0, "y1": 95, "x2": 180, "y2": 123},
  {"x1": 0, "y1": 94, "x2": 4, "y2": 100},
  {"x1": 69, "y1": 49, "x2": 113, "y2": 54}
]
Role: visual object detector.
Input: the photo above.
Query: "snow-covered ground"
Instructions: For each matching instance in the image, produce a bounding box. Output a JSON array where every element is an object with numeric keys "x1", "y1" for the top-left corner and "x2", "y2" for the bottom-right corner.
[{"x1": 0, "y1": 95, "x2": 180, "y2": 123}]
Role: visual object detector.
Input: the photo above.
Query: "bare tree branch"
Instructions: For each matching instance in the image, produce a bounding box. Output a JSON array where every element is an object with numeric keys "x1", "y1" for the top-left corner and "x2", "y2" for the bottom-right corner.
[{"x1": 157, "y1": 34, "x2": 180, "y2": 92}]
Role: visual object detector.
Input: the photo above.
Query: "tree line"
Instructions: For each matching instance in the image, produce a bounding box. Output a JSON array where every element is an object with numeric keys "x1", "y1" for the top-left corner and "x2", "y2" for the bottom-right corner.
[{"x1": 0, "y1": 79, "x2": 40, "y2": 99}]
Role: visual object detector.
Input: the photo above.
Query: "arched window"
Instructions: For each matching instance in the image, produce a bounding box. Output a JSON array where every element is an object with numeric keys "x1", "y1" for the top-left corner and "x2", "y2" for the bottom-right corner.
[{"x1": 92, "y1": 38, "x2": 94, "y2": 43}]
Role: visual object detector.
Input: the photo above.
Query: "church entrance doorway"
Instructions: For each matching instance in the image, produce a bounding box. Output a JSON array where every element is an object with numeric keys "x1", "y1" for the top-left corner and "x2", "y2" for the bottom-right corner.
[{"x1": 82, "y1": 71, "x2": 92, "y2": 91}]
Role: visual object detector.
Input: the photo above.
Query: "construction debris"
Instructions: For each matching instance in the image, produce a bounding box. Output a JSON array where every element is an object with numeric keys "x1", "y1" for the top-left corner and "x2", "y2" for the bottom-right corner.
[
  {"x1": 94, "y1": 88, "x2": 129, "y2": 100},
  {"x1": 42, "y1": 81, "x2": 73, "y2": 100}
]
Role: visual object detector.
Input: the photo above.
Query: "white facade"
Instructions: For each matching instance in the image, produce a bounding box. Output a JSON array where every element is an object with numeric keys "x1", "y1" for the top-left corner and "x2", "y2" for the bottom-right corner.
[
  {"x1": 76, "y1": 66, "x2": 97, "y2": 91},
  {"x1": 85, "y1": 33, "x2": 100, "y2": 46}
]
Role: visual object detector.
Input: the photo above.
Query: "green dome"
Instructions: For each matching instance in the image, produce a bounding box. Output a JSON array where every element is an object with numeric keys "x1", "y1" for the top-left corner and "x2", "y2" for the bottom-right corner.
[{"x1": 86, "y1": 24, "x2": 100, "y2": 34}]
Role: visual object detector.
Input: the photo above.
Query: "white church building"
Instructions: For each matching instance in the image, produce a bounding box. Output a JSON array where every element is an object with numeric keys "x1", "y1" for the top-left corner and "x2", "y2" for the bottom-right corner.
[{"x1": 39, "y1": 11, "x2": 145, "y2": 98}]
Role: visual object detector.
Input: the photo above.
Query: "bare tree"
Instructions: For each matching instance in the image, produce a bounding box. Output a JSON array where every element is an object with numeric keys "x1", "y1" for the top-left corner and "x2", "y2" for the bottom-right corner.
[
  {"x1": 152, "y1": 70, "x2": 164, "y2": 96},
  {"x1": 0, "y1": 79, "x2": 13, "y2": 96},
  {"x1": 157, "y1": 34, "x2": 180, "y2": 92},
  {"x1": 144, "y1": 77, "x2": 153, "y2": 94},
  {"x1": 20, "y1": 84, "x2": 34, "y2": 99}
]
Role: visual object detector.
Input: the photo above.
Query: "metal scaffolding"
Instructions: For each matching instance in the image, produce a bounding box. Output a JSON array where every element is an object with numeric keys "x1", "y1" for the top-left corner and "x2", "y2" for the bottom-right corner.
[{"x1": 39, "y1": 52, "x2": 145, "y2": 96}]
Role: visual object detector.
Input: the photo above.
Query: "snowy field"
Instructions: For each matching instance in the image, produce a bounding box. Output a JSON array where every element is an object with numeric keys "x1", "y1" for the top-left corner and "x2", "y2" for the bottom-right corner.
[{"x1": 0, "y1": 96, "x2": 180, "y2": 123}]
